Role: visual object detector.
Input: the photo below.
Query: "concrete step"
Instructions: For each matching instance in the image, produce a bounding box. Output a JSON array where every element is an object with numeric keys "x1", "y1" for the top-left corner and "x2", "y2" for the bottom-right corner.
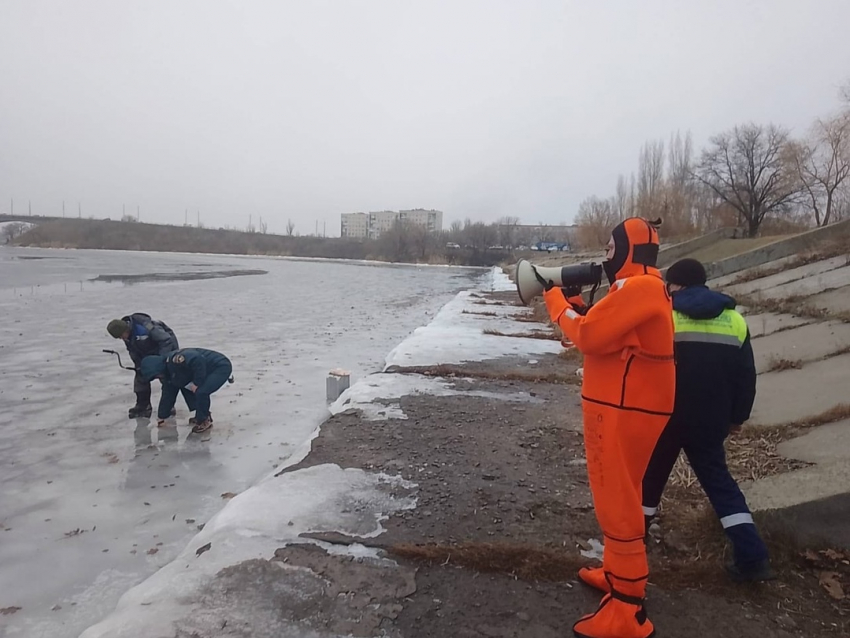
[
  {"x1": 749, "y1": 353, "x2": 850, "y2": 426},
  {"x1": 743, "y1": 312, "x2": 813, "y2": 339},
  {"x1": 752, "y1": 321, "x2": 850, "y2": 373},
  {"x1": 807, "y1": 284, "x2": 850, "y2": 315},
  {"x1": 751, "y1": 264, "x2": 850, "y2": 301},
  {"x1": 722, "y1": 256, "x2": 849, "y2": 299}
]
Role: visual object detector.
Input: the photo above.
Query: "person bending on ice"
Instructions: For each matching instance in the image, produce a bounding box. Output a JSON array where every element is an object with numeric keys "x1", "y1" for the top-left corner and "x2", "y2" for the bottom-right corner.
[
  {"x1": 539, "y1": 217, "x2": 675, "y2": 638},
  {"x1": 140, "y1": 348, "x2": 232, "y2": 434},
  {"x1": 642, "y1": 258, "x2": 773, "y2": 583},
  {"x1": 107, "y1": 313, "x2": 179, "y2": 419}
]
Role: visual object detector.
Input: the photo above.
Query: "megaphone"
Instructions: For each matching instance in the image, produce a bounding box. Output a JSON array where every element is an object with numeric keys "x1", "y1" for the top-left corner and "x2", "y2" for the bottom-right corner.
[{"x1": 515, "y1": 259, "x2": 603, "y2": 306}]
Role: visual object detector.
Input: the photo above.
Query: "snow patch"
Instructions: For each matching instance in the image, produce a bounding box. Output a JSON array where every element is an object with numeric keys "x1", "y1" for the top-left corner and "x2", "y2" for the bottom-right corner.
[
  {"x1": 385, "y1": 290, "x2": 562, "y2": 368},
  {"x1": 330, "y1": 372, "x2": 542, "y2": 421},
  {"x1": 79, "y1": 464, "x2": 415, "y2": 638}
]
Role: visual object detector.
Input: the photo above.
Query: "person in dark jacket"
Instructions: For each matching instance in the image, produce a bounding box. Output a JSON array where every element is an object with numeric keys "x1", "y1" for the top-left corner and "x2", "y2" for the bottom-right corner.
[
  {"x1": 107, "y1": 313, "x2": 179, "y2": 419},
  {"x1": 140, "y1": 348, "x2": 232, "y2": 434},
  {"x1": 642, "y1": 258, "x2": 773, "y2": 582}
]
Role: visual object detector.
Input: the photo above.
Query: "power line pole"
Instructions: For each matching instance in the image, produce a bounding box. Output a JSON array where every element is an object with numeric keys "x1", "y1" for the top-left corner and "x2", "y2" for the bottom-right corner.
[
  {"x1": 63, "y1": 200, "x2": 65, "y2": 218},
  {"x1": 29, "y1": 200, "x2": 31, "y2": 216},
  {"x1": 185, "y1": 209, "x2": 188, "y2": 226},
  {"x1": 323, "y1": 220, "x2": 326, "y2": 237},
  {"x1": 137, "y1": 205, "x2": 140, "y2": 222},
  {"x1": 10, "y1": 198, "x2": 12, "y2": 215},
  {"x1": 197, "y1": 210, "x2": 200, "y2": 228},
  {"x1": 315, "y1": 220, "x2": 318, "y2": 236},
  {"x1": 78, "y1": 202, "x2": 81, "y2": 218}
]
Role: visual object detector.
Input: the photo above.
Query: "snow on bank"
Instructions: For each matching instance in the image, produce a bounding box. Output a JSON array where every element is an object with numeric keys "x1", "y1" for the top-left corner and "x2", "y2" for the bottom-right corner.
[
  {"x1": 79, "y1": 464, "x2": 414, "y2": 638},
  {"x1": 330, "y1": 372, "x2": 543, "y2": 421},
  {"x1": 384, "y1": 289, "x2": 562, "y2": 368},
  {"x1": 79, "y1": 267, "x2": 557, "y2": 638}
]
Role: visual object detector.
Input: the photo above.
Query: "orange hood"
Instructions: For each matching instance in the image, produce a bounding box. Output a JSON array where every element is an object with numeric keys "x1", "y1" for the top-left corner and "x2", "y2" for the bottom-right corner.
[{"x1": 602, "y1": 217, "x2": 662, "y2": 284}]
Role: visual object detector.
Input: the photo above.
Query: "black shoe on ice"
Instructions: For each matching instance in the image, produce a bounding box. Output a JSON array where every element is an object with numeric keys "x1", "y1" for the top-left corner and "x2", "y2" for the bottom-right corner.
[{"x1": 128, "y1": 404, "x2": 153, "y2": 419}]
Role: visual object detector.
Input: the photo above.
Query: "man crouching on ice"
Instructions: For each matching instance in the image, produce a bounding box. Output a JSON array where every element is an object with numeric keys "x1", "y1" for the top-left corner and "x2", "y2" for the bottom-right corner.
[
  {"x1": 140, "y1": 348, "x2": 233, "y2": 434},
  {"x1": 537, "y1": 217, "x2": 675, "y2": 638}
]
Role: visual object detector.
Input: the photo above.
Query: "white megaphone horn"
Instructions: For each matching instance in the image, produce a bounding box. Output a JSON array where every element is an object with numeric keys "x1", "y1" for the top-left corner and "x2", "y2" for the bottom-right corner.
[{"x1": 515, "y1": 259, "x2": 603, "y2": 306}]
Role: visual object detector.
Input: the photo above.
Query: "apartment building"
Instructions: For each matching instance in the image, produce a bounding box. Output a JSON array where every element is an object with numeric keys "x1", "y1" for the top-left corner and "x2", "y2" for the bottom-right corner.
[{"x1": 340, "y1": 209, "x2": 443, "y2": 239}]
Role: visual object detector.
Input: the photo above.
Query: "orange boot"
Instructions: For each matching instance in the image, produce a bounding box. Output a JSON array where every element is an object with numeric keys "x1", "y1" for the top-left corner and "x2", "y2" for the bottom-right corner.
[
  {"x1": 573, "y1": 592, "x2": 654, "y2": 638},
  {"x1": 578, "y1": 567, "x2": 609, "y2": 593}
]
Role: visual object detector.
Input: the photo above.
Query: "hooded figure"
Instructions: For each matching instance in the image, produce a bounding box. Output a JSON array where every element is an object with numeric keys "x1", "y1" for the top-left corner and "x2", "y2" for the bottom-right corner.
[
  {"x1": 541, "y1": 217, "x2": 675, "y2": 638},
  {"x1": 642, "y1": 258, "x2": 772, "y2": 583},
  {"x1": 141, "y1": 348, "x2": 232, "y2": 434},
  {"x1": 107, "y1": 313, "x2": 179, "y2": 419}
]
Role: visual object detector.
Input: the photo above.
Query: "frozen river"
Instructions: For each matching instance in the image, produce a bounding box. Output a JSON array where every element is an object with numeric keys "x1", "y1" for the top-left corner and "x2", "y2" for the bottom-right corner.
[{"x1": 0, "y1": 247, "x2": 484, "y2": 638}]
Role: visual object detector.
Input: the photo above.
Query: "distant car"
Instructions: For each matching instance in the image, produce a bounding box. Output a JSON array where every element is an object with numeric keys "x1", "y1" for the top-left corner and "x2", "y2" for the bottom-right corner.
[
  {"x1": 516, "y1": 245, "x2": 529, "y2": 251},
  {"x1": 446, "y1": 242, "x2": 461, "y2": 249},
  {"x1": 488, "y1": 245, "x2": 504, "y2": 250}
]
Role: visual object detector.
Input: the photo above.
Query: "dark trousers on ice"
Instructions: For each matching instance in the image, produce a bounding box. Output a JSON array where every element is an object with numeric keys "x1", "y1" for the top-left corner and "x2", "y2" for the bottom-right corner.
[
  {"x1": 642, "y1": 415, "x2": 769, "y2": 568},
  {"x1": 190, "y1": 361, "x2": 232, "y2": 422},
  {"x1": 133, "y1": 371, "x2": 152, "y2": 407}
]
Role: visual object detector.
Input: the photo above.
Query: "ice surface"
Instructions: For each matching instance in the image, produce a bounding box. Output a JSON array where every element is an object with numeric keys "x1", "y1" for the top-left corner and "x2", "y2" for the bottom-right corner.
[
  {"x1": 1, "y1": 254, "x2": 556, "y2": 637},
  {"x1": 0, "y1": 247, "x2": 483, "y2": 638}
]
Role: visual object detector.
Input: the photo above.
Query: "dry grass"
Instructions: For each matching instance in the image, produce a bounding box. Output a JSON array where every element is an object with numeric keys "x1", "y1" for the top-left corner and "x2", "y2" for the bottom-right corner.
[
  {"x1": 483, "y1": 329, "x2": 560, "y2": 341},
  {"x1": 737, "y1": 293, "x2": 850, "y2": 323},
  {"x1": 729, "y1": 240, "x2": 850, "y2": 286},
  {"x1": 461, "y1": 310, "x2": 498, "y2": 317},
  {"x1": 387, "y1": 364, "x2": 581, "y2": 386},
  {"x1": 558, "y1": 348, "x2": 583, "y2": 363},
  {"x1": 778, "y1": 402, "x2": 850, "y2": 429},
  {"x1": 765, "y1": 356, "x2": 804, "y2": 373}
]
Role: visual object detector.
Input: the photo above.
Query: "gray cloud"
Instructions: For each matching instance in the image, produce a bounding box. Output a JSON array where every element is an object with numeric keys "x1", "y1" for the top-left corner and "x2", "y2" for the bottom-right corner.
[{"x1": 2, "y1": 0, "x2": 848, "y2": 234}]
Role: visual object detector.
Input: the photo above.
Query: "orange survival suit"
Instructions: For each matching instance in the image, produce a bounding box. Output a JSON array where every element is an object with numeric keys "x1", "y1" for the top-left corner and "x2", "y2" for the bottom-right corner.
[{"x1": 542, "y1": 217, "x2": 675, "y2": 638}]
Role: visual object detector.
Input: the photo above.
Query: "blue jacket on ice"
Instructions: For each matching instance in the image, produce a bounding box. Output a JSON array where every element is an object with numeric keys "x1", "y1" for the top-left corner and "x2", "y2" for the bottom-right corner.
[{"x1": 141, "y1": 348, "x2": 232, "y2": 421}]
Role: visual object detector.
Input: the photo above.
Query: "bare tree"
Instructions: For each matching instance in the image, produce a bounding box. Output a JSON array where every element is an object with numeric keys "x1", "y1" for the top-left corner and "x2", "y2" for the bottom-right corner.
[
  {"x1": 694, "y1": 123, "x2": 799, "y2": 237},
  {"x1": 497, "y1": 215, "x2": 520, "y2": 247},
  {"x1": 637, "y1": 139, "x2": 665, "y2": 218},
  {"x1": 841, "y1": 79, "x2": 850, "y2": 107},
  {"x1": 664, "y1": 130, "x2": 695, "y2": 235},
  {"x1": 575, "y1": 196, "x2": 619, "y2": 248},
  {"x1": 614, "y1": 175, "x2": 629, "y2": 221},
  {"x1": 790, "y1": 112, "x2": 850, "y2": 227},
  {"x1": 2, "y1": 221, "x2": 29, "y2": 243},
  {"x1": 285, "y1": 219, "x2": 295, "y2": 236}
]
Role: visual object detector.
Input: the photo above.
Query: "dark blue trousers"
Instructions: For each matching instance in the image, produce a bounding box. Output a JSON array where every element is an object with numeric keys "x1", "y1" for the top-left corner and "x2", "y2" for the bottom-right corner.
[
  {"x1": 190, "y1": 360, "x2": 232, "y2": 422},
  {"x1": 642, "y1": 415, "x2": 769, "y2": 568}
]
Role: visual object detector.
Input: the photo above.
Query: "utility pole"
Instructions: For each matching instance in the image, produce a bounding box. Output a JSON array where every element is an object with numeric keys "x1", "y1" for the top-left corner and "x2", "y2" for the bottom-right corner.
[
  {"x1": 123, "y1": 204, "x2": 125, "y2": 218},
  {"x1": 323, "y1": 220, "x2": 326, "y2": 237},
  {"x1": 10, "y1": 198, "x2": 12, "y2": 215},
  {"x1": 197, "y1": 210, "x2": 200, "y2": 228},
  {"x1": 249, "y1": 214, "x2": 252, "y2": 232},
  {"x1": 63, "y1": 200, "x2": 65, "y2": 218},
  {"x1": 137, "y1": 205, "x2": 140, "y2": 222},
  {"x1": 78, "y1": 202, "x2": 81, "y2": 218},
  {"x1": 29, "y1": 200, "x2": 31, "y2": 216},
  {"x1": 185, "y1": 209, "x2": 188, "y2": 226},
  {"x1": 315, "y1": 220, "x2": 318, "y2": 236}
]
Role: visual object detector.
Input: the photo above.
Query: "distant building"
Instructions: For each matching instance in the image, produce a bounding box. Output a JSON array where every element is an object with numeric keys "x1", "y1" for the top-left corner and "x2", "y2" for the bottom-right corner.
[{"x1": 341, "y1": 209, "x2": 443, "y2": 239}]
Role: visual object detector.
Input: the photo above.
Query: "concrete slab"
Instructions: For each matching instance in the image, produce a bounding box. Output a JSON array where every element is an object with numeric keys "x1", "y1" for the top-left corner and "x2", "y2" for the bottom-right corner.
[
  {"x1": 722, "y1": 256, "x2": 849, "y2": 298},
  {"x1": 744, "y1": 312, "x2": 813, "y2": 339},
  {"x1": 710, "y1": 254, "x2": 799, "y2": 289},
  {"x1": 748, "y1": 353, "x2": 850, "y2": 426},
  {"x1": 752, "y1": 321, "x2": 850, "y2": 373},
  {"x1": 776, "y1": 419, "x2": 850, "y2": 464},
  {"x1": 743, "y1": 461, "x2": 850, "y2": 511},
  {"x1": 807, "y1": 285, "x2": 850, "y2": 315},
  {"x1": 755, "y1": 493, "x2": 850, "y2": 550},
  {"x1": 754, "y1": 264, "x2": 850, "y2": 300}
]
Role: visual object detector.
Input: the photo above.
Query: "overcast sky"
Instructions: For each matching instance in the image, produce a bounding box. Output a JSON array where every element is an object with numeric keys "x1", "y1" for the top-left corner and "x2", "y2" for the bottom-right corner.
[{"x1": 1, "y1": 1, "x2": 848, "y2": 235}]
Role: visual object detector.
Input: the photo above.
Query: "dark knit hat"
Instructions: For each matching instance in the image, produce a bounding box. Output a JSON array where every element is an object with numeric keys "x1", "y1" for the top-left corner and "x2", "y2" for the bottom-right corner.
[
  {"x1": 107, "y1": 319, "x2": 130, "y2": 338},
  {"x1": 665, "y1": 258, "x2": 707, "y2": 287}
]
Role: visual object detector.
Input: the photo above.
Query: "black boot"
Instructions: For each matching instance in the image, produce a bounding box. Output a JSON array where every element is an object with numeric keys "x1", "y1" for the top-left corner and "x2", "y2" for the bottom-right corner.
[{"x1": 128, "y1": 404, "x2": 152, "y2": 419}]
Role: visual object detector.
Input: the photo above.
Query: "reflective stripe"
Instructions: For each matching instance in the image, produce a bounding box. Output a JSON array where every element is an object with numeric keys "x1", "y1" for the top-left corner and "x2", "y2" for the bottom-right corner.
[
  {"x1": 642, "y1": 505, "x2": 657, "y2": 516},
  {"x1": 720, "y1": 512, "x2": 754, "y2": 528},
  {"x1": 675, "y1": 332, "x2": 745, "y2": 347},
  {"x1": 672, "y1": 308, "x2": 748, "y2": 347},
  {"x1": 566, "y1": 308, "x2": 579, "y2": 320}
]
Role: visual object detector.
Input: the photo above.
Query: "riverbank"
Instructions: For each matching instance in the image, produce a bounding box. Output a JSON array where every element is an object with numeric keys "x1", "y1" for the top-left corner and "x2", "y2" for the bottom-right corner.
[
  {"x1": 6, "y1": 216, "x2": 510, "y2": 266},
  {"x1": 76, "y1": 268, "x2": 849, "y2": 638}
]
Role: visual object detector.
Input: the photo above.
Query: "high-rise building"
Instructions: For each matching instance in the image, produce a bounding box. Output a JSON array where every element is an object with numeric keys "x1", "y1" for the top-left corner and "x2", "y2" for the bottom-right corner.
[{"x1": 340, "y1": 209, "x2": 443, "y2": 239}]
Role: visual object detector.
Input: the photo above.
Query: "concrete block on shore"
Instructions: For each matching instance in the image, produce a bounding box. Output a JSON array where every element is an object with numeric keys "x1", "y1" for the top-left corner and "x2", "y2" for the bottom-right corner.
[
  {"x1": 326, "y1": 369, "x2": 351, "y2": 402},
  {"x1": 749, "y1": 353, "x2": 850, "y2": 426},
  {"x1": 752, "y1": 321, "x2": 850, "y2": 373},
  {"x1": 745, "y1": 313, "x2": 812, "y2": 339}
]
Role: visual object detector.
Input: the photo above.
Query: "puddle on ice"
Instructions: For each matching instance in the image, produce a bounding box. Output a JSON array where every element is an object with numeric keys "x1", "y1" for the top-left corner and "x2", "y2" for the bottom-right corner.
[{"x1": 91, "y1": 269, "x2": 268, "y2": 284}]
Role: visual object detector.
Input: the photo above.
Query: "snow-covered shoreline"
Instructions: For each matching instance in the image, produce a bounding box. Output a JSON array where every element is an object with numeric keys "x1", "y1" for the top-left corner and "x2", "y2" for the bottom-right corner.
[{"x1": 78, "y1": 267, "x2": 557, "y2": 637}]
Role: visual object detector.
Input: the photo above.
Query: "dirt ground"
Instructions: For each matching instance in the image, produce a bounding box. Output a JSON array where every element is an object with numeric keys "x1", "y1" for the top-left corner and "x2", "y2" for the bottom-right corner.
[{"x1": 279, "y1": 291, "x2": 849, "y2": 638}]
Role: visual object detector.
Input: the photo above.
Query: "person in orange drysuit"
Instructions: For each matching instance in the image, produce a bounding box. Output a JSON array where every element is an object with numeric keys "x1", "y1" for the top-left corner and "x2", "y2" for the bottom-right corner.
[{"x1": 538, "y1": 217, "x2": 675, "y2": 638}]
